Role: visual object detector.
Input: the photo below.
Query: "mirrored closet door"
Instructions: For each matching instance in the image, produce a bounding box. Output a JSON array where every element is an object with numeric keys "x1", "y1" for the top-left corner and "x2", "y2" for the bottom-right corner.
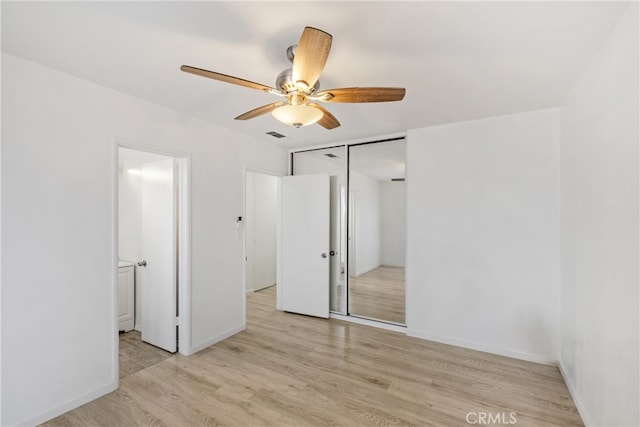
[
  {"x1": 291, "y1": 138, "x2": 406, "y2": 324},
  {"x1": 348, "y1": 140, "x2": 406, "y2": 325}
]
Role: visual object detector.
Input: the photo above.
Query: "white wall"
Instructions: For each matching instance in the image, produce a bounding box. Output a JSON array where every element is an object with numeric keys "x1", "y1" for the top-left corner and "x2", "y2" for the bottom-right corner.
[
  {"x1": 559, "y1": 4, "x2": 639, "y2": 426},
  {"x1": 350, "y1": 171, "x2": 382, "y2": 276},
  {"x1": 380, "y1": 181, "x2": 406, "y2": 267},
  {"x1": 406, "y1": 108, "x2": 561, "y2": 364},
  {"x1": 245, "y1": 171, "x2": 278, "y2": 292},
  {"x1": 1, "y1": 54, "x2": 287, "y2": 426}
]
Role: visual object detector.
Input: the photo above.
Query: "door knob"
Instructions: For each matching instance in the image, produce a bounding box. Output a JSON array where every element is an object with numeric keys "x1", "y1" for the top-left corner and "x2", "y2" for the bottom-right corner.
[
  {"x1": 138, "y1": 260, "x2": 147, "y2": 267},
  {"x1": 321, "y1": 253, "x2": 327, "y2": 258}
]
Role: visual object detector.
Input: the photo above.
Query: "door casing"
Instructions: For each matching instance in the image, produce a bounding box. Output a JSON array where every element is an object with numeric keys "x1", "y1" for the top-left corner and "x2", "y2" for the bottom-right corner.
[{"x1": 113, "y1": 139, "x2": 192, "y2": 386}]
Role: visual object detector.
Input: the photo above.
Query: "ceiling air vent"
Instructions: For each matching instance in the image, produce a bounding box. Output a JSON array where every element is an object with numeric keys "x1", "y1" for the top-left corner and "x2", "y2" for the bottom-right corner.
[
  {"x1": 391, "y1": 178, "x2": 405, "y2": 182},
  {"x1": 266, "y1": 131, "x2": 286, "y2": 139},
  {"x1": 324, "y1": 153, "x2": 339, "y2": 158}
]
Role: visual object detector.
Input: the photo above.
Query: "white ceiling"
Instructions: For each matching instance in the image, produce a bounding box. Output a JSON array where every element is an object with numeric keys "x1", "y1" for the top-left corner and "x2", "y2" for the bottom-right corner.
[{"x1": 1, "y1": 1, "x2": 627, "y2": 149}]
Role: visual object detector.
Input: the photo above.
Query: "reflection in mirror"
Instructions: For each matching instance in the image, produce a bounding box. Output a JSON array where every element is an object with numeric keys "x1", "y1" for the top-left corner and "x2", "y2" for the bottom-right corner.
[
  {"x1": 348, "y1": 139, "x2": 406, "y2": 325},
  {"x1": 293, "y1": 147, "x2": 347, "y2": 314}
]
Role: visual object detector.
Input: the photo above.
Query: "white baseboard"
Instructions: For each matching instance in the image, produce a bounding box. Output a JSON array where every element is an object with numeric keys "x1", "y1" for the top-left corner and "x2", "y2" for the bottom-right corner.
[
  {"x1": 406, "y1": 329, "x2": 557, "y2": 366},
  {"x1": 186, "y1": 323, "x2": 246, "y2": 355},
  {"x1": 246, "y1": 288, "x2": 255, "y2": 294},
  {"x1": 558, "y1": 361, "x2": 590, "y2": 426},
  {"x1": 19, "y1": 381, "x2": 117, "y2": 427},
  {"x1": 134, "y1": 324, "x2": 142, "y2": 332}
]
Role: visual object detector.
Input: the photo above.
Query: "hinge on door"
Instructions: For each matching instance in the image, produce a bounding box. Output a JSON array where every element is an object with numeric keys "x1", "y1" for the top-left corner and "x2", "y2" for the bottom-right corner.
[{"x1": 175, "y1": 316, "x2": 180, "y2": 327}]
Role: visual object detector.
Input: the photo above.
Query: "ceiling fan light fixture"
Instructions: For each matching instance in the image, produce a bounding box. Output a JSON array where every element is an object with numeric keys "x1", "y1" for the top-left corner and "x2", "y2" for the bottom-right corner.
[
  {"x1": 181, "y1": 26, "x2": 405, "y2": 131},
  {"x1": 272, "y1": 104, "x2": 323, "y2": 128}
]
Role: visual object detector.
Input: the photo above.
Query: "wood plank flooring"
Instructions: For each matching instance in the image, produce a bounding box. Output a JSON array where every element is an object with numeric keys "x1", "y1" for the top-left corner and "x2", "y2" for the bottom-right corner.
[
  {"x1": 43, "y1": 286, "x2": 582, "y2": 426},
  {"x1": 349, "y1": 266, "x2": 405, "y2": 324}
]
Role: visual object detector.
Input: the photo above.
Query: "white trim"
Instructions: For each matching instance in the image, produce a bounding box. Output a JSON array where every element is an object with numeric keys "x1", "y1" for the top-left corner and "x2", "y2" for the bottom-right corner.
[
  {"x1": 276, "y1": 177, "x2": 283, "y2": 311},
  {"x1": 558, "y1": 361, "x2": 590, "y2": 426},
  {"x1": 187, "y1": 324, "x2": 246, "y2": 355},
  {"x1": 403, "y1": 135, "x2": 411, "y2": 341},
  {"x1": 116, "y1": 138, "x2": 190, "y2": 159},
  {"x1": 330, "y1": 313, "x2": 407, "y2": 333},
  {"x1": 177, "y1": 156, "x2": 192, "y2": 356},
  {"x1": 0, "y1": 28, "x2": 3, "y2": 427},
  {"x1": 288, "y1": 131, "x2": 408, "y2": 154},
  {"x1": 111, "y1": 141, "x2": 120, "y2": 388},
  {"x1": 19, "y1": 382, "x2": 117, "y2": 427},
  {"x1": 406, "y1": 329, "x2": 558, "y2": 366}
]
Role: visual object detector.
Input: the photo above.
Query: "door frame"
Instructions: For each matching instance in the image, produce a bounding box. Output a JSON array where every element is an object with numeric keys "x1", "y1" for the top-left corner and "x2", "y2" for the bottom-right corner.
[{"x1": 113, "y1": 139, "x2": 192, "y2": 383}]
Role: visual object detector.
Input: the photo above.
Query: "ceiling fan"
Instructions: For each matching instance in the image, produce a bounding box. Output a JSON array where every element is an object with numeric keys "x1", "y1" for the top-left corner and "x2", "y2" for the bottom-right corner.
[{"x1": 180, "y1": 26, "x2": 406, "y2": 130}]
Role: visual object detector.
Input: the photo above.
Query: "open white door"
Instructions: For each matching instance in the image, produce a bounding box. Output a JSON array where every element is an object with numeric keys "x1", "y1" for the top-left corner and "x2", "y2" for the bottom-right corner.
[
  {"x1": 139, "y1": 158, "x2": 177, "y2": 352},
  {"x1": 280, "y1": 174, "x2": 330, "y2": 318}
]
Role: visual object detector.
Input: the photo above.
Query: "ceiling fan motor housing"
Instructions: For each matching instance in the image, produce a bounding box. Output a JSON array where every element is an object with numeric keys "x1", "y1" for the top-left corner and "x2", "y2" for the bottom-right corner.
[{"x1": 276, "y1": 68, "x2": 320, "y2": 95}]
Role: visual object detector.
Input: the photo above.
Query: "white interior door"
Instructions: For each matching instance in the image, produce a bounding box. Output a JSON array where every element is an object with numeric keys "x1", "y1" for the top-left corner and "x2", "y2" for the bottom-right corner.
[
  {"x1": 140, "y1": 158, "x2": 177, "y2": 352},
  {"x1": 280, "y1": 174, "x2": 330, "y2": 318}
]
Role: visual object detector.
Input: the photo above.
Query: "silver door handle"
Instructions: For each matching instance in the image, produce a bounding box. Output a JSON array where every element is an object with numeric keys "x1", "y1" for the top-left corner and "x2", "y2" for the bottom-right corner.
[
  {"x1": 321, "y1": 253, "x2": 327, "y2": 258},
  {"x1": 138, "y1": 260, "x2": 147, "y2": 267}
]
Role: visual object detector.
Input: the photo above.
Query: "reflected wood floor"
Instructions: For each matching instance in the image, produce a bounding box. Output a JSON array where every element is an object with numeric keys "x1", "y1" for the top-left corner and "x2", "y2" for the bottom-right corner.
[
  {"x1": 349, "y1": 266, "x2": 405, "y2": 324},
  {"x1": 43, "y1": 286, "x2": 582, "y2": 426}
]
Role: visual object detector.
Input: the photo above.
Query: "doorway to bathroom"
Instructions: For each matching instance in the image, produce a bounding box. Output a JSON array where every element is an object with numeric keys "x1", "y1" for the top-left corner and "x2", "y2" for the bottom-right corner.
[{"x1": 116, "y1": 144, "x2": 191, "y2": 380}]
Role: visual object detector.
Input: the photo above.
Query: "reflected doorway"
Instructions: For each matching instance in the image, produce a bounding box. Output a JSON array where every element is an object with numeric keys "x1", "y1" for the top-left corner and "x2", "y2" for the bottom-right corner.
[
  {"x1": 348, "y1": 140, "x2": 406, "y2": 325},
  {"x1": 245, "y1": 171, "x2": 279, "y2": 293}
]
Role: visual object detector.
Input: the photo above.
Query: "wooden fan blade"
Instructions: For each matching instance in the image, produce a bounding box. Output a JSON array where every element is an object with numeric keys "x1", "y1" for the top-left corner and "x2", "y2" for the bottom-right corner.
[
  {"x1": 181, "y1": 65, "x2": 276, "y2": 92},
  {"x1": 291, "y1": 27, "x2": 332, "y2": 90},
  {"x1": 314, "y1": 87, "x2": 406, "y2": 103},
  {"x1": 235, "y1": 102, "x2": 287, "y2": 120},
  {"x1": 309, "y1": 103, "x2": 340, "y2": 129}
]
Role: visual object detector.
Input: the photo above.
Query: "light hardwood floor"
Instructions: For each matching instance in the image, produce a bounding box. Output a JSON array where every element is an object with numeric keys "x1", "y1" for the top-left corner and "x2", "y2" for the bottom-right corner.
[
  {"x1": 349, "y1": 265, "x2": 405, "y2": 324},
  {"x1": 43, "y1": 286, "x2": 582, "y2": 426}
]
